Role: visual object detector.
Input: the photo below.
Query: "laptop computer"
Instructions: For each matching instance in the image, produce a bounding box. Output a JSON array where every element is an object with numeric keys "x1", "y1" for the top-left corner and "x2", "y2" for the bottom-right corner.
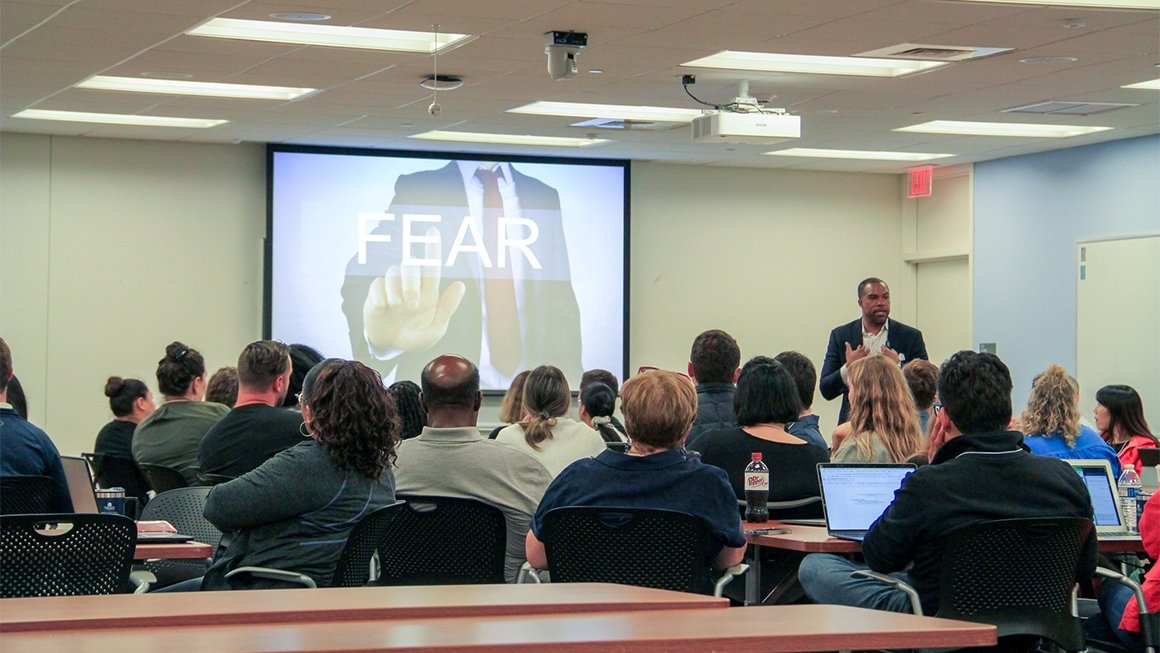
[
  {"x1": 60, "y1": 455, "x2": 100, "y2": 514},
  {"x1": 1068, "y1": 459, "x2": 1136, "y2": 539},
  {"x1": 817, "y1": 463, "x2": 916, "y2": 541}
]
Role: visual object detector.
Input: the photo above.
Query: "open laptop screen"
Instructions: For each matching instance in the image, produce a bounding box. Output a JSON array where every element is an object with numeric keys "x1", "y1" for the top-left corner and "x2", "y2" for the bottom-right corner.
[
  {"x1": 818, "y1": 463, "x2": 915, "y2": 533},
  {"x1": 1070, "y1": 461, "x2": 1123, "y2": 529},
  {"x1": 60, "y1": 455, "x2": 99, "y2": 514}
]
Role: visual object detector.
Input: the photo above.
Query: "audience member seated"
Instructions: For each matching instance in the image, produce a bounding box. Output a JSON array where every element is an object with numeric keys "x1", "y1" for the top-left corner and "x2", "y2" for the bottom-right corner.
[
  {"x1": 0, "y1": 337, "x2": 72, "y2": 512},
  {"x1": 831, "y1": 356, "x2": 924, "y2": 463},
  {"x1": 198, "y1": 341, "x2": 305, "y2": 479},
  {"x1": 394, "y1": 355, "x2": 552, "y2": 582},
  {"x1": 193, "y1": 359, "x2": 397, "y2": 590},
  {"x1": 685, "y1": 330, "x2": 741, "y2": 452},
  {"x1": 1096, "y1": 384, "x2": 1158, "y2": 475},
  {"x1": 387, "y1": 380, "x2": 426, "y2": 440},
  {"x1": 580, "y1": 368, "x2": 626, "y2": 437},
  {"x1": 133, "y1": 342, "x2": 229, "y2": 485},
  {"x1": 95, "y1": 376, "x2": 155, "y2": 460},
  {"x1": 281, "y1": 344, "x2": 324, "y2": 409},
  {"x1": 526, "y1": 370, "x2": 746, "y2": 578},
  {"x1": 1022, "y1": 364, "x2": 1121, "y2": 476},
  {"x1": 205, "y1": 367, "x2": 239, "y2": 408},
  {"x1": 1086, "y1": 491, "x2": 1159, "y2": 653},
  {"x1": 799, "y1": 350, "x2": 1097, "y2": 616},
  {"x1": 488, "y1": 370, "x2": 529, "y2": 439},
  {"x1": 495, "y1": 365, "x2": 605, "y2": 477},
  {"x1": 902, "y1": 359, "x2": 939, "y2": 437},
  {"x1": 774, "y1": 351, "x2": 827, "y2": 450},
  {"x1": 6, "y1": 375, "x2": 28, "y2": 419},
  {"x1": 700, "y1": 357, "x2": 829, "y2": 504},
  {"x1": 579, "y1": 382, "x2": 627, "y2": 443}
]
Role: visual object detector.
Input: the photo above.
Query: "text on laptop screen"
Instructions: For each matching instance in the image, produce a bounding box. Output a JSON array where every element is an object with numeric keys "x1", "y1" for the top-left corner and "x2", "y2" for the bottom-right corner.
[
  {"x1": 820, "y1": 466, "x2": 915, "y2": 532},
  {"x1": 1073, "y1": 464, "x2": 1122, "y2": 528}
]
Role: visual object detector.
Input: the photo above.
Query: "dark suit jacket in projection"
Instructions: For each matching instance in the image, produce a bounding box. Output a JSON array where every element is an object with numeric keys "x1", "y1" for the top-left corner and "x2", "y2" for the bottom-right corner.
[
  {"x1": 819, "y1": 318, "x2": 928, "y2": 424},
  {"x1": 341, "y1": 162, "x2": 582, "y2": 384}
]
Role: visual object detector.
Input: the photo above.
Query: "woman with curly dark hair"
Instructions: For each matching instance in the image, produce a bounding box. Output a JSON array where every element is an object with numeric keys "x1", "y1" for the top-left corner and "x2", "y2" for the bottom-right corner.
[{"x1": 191, "y1": 359, "x2": 399, "y2": 591}]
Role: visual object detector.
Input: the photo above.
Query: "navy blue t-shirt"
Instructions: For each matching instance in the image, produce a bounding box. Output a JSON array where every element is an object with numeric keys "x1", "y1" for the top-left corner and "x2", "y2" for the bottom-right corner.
[{"x1": 532, "y1": 448, "x2": 746, "y2": 555}]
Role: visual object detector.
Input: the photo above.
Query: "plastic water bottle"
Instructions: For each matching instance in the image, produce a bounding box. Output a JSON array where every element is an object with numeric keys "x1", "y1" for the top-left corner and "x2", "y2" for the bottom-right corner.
[
  {"x1": 1118, "y1": 466, "x2": 1142, "y2": 534},
  {"x1": 744, "y1": 452, "x2": 770, "y2": 523}
]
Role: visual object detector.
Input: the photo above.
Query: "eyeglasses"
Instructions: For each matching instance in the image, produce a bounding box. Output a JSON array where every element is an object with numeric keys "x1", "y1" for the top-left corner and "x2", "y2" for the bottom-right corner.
[
  {"x1": 932, "y1": 403, "x2": 943, "y2": 416},
  {"x1": 636, "y1": 365, "x2": 691, "y2": 380},
  {"x1": 295, "y1": 392, "x2": 306, "y2": 405}
]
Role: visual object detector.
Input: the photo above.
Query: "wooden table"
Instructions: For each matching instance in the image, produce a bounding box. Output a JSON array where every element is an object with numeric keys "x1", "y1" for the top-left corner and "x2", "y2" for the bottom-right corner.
[
  {"x1": 133, "y1": 540, "x2": 213, "y2": 560},
  {"x1": 0, "y1": 583, "x2": 725, "y2": 632},
  {"x1": 742, "y1": 521, "x2": 1143, "y2": 604},
  {"x1": 0, "y1": 604, "x2": 997, "y2": 653}
]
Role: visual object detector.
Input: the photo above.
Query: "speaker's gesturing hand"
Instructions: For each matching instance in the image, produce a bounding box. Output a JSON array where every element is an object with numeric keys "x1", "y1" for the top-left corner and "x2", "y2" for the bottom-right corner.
[{"x1": 363, "y1": 228, "x2": 466, "y2": 353}]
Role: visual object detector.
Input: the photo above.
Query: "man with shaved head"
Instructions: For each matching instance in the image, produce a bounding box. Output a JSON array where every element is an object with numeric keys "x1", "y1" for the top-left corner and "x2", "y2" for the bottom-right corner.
[{"x1": 393, "y1": 354, "x2": 553, "y2": 582}]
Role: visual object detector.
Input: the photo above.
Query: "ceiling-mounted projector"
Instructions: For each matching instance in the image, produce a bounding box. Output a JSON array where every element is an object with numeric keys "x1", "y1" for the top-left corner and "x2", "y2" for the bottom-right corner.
[{"x1": 691, "y1": 111, "x2": 800, "y2": 145}]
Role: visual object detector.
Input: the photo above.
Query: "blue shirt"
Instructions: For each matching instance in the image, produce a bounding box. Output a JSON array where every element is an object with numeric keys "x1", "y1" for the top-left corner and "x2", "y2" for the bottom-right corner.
[
  {"x1": 787, "y1": 414, "x2": 828, "y2": 450},
  {"x1": 0, "y1": 407, "x2": 73, "y2": 512},
  {"x1": 532, "y1": 449, "x2": 745, "y2": 555},
  {"x1": 1024, "y1": 424, "x2": 1122, "y2": 478}
]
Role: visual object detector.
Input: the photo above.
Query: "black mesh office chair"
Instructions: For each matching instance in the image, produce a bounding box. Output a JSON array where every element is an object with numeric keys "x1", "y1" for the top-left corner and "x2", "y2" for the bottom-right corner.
[
  {"x1": 0, "y1": 513, "x2": 140, "y2": 597},
  {"x1": 376, "y1": 495, "x2": 507, "y2": 586},
  {"x1": 83, "y1": 453, "x2": 150, "y2": 509},
  {"x1": 524, "y1": 506, "x2": 748, "y2": 597},
  {"x1": 138, "y1": 487, "x2": 220, "y2": 587},
  {"x1": 0, "y1": 476, "x2": 56, "y2": 515},
  {"x1": 1087, "y1": 567, "x2": 1158, "y2": 653},
  {"x1": 854, "y1": 517, "x2": 1093, "y2": 652},
  {"x1": 224, "y1": 501, "x2": 406, "y2": 589},
  {"x1": 137, "y1": 463, "x2": 189, "y2": 494}
]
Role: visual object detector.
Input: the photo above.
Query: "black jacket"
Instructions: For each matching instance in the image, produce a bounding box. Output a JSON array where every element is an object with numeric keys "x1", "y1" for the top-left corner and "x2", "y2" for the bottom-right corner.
[
  {"x1": 861, "y1": 430, "x2": 1098, "y2": 614},
  {"x1": 685, "y1": 383, "x2": 736, "y2": 452},
  {"x1": 819, "y1": 318, "x2": 927, "y2": 424}
]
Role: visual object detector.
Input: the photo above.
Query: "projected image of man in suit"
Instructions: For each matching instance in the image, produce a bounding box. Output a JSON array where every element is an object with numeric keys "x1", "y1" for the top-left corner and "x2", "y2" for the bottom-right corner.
[
  {"x1": 819, "y1": 278, "x2": 928, "y2": 424},
  {"x1": 341, "y1": 160, "x2": 581, "y2": 388}
]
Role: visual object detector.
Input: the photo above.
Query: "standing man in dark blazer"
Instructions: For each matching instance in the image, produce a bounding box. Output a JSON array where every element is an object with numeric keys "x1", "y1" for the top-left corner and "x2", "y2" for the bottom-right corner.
[{"x1": 819, "y1": 278, "x2": 928, "y2": 424}]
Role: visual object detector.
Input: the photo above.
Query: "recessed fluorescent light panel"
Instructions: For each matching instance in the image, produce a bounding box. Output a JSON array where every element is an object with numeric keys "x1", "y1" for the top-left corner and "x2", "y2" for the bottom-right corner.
[
  {"x1": 76, "y1": 76, "x2": 318, "y2": 100},
  {"x1": 186, "y1": 18, "x2": 473, "y2": 53},
  {"x1": 955, "y1": 0, "x2": 1159, "y2": 9},
  {"x1": 509, "y1": 101, "x2": 702, "y2": 123},
  {"x1": 765, "y1": 148, "x2": 954, "y2": 161},
  {"x1": 11, "y1": 109, "x2": 227, "y2": 128},
  {"x1": 409, "y1": 130, "x2": 610, "y2": 147},
  {"x1": 681, "y1": 51, "x2": 949, "y2": 78},
  {"x1": 896, "y1": 120, "x2": 1112, "y2": 138},
  {"x1": 1122, "y1": 79, "x2": 1160, "y2": 90}
]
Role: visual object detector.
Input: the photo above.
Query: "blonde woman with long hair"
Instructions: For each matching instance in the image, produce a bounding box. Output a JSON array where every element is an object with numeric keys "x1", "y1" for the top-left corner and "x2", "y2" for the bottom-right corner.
[
  {"x1": 495, "y1": 365, "x2": 605, "y2": 477},
  {"x1": 831, "y1": 356, "x2": 924, "y2": 463},
  {"x1": 1021, "y1": 364, "x2": 1121, "y2": 476}
]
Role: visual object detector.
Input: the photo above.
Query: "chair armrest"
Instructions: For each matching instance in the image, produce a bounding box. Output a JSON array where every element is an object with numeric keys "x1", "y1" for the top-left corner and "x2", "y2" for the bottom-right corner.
[
  {"x1": 517, "y1": 561, "x2": 543, "y2": 584},
  {"x1": 225, "y1": 566, "x2": 317, "y2": 589},
  {"x1": 851, "y1": 569, "x2": 923, "y2": 616},
  {"x1": 713, "y1": 563, "x2": 750, "y2": 598},
  {"x1": 1095, "y1": 567, "x2": 1149, "y2": 620}
]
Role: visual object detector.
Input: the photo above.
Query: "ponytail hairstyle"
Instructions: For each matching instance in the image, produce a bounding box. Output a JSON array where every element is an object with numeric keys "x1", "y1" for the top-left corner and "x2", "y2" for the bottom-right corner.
[
  {"x1": 580, "y1": 382, "x2": 623, "y2": 443},
  {"x1": 104, "y1": 376, "x2": 150, "y2": 418},
  {"x1": 520, "y1": 365, "x2": 570, "y2": 450},
  {"x1": 156, "y1": 341, "x2": 207, "y2": 397},
  {"x1": 1021, "y1": 364, "x2": 1081, "y2": 445}
]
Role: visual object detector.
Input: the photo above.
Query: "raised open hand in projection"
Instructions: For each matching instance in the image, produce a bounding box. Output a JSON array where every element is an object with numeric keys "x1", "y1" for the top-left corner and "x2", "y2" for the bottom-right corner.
[{"x1": 363, "y1": 228, "x2": 466, "y2": 353}]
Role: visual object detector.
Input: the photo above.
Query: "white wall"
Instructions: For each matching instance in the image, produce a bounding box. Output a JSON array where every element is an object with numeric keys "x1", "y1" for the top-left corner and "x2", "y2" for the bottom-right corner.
[
  {"x1": 973, "y1": 135, "x2": 1160, "y2": 417},
  {"x1": 1, "y1": 133, "x2": 907, "y2": 455}
]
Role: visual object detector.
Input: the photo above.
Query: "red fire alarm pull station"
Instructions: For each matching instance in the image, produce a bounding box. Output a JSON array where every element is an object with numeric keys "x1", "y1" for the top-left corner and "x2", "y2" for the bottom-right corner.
[{"x1": 908, "y1": 165, "x2": 933, "y2": 199}]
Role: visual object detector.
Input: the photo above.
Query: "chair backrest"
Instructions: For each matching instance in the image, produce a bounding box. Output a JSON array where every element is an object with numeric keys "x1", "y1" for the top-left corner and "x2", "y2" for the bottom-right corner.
[
  {"x1": 84, "y1": 453, "x2": 151, "y2": 507},
  {"x1": 329, "y1": 501, "x2": 406, "y2": 587},
  {"x1": 0, "y1": 513, "x2": 136, "y2": 597},
  {"x1": 539, "y1": 506, "x2": 715, "y2": 594},
  {"x1": 0, "y1": 476, "x2": 56, "y2": 515},
  {"x1": 376, "y1": 495, "x2": 507, "y2": 585},
  {"x1": 138, "y1": 463, "x2": 189, "y2": 494},
  {"x1": 139, "y1": 487, "x2": 221, "y2": 549},
  {"x1": 736, "y1": 496, "x2": 824, "y2": 521},
  {"x1": 198, "y1": 473, "x2": 235, "y2": 486},
  {"x1": 936, "y1": 517, "x2": 1092, "y2": 651}
]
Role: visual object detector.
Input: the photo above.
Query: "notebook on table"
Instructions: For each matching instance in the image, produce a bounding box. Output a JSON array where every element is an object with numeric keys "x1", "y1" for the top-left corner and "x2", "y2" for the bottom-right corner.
[
  {"x1": 817, "y1": 463, "x2": 916, "y2": 542},
  {"x1": 1069, "y1": 459, "x2": 1137, "y2": 539}
]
